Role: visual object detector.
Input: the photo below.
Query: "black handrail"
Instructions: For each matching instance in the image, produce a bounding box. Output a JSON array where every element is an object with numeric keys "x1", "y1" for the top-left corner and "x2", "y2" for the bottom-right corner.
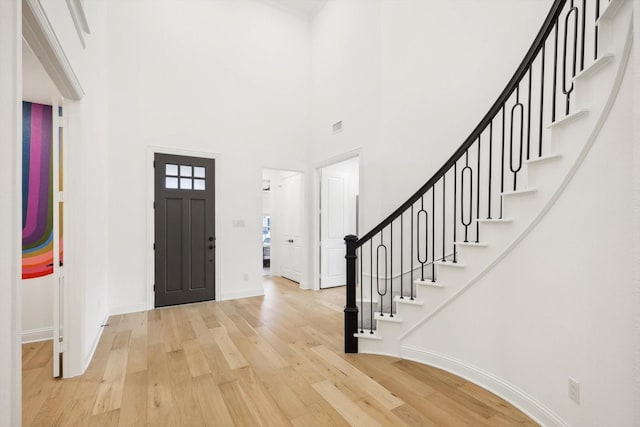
[{"x1": 355, "y1": 0, "x2": 567, "y2": 248}]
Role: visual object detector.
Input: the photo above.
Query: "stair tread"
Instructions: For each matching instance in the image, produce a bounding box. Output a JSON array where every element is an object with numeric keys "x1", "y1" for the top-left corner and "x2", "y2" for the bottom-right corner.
[
  {"x1": 454, "y1": 241, "x2": 488, "y2": 247},
  {"x1": 477, "y1": 218, "x2": 513, "y2": 223},
  {"x1": 435, "y1": 261, "x2": 465, "y2": 268},
  {"x1": 415, "y1": 279, "x2": 445, "y2": 288},
  {"x1": 526, "y1": 153, "x2": 562, "y2": 165},
  {"x1": 374, "y1": 312, "x2": 403, "y2": 322},
  {"x1": 354, "y1": 330, "x2": 382, "y2": 340},
  {"x1": 501, "y1": 187, "x2": 537, "y2": 197},
  {"x1": 394, "y1": 295, "x2": 424, "y2": 305},
  {"x1": 574, "y1": 54, "x2": 613, "y2": 81},
  {"x1": 547, "y1": 109, "x2": 588, "y2": 129}
]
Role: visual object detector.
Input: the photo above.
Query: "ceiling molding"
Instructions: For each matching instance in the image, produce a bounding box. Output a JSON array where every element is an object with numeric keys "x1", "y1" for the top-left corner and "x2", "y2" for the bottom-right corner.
[{"x1": 22, "y1": 0, "x2": 84, "y2": 100}]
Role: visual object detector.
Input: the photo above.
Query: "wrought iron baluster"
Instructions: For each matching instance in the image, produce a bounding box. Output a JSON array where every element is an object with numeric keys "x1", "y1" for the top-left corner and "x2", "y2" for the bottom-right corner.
[
  {"x1": 400, "y1": 213, "x2": 403, "y2": 299},
  {"x1": 539, "y1": 43, "x2": 546, "y2": 157},
  {"x1": 432, "y1": 187, "x2": 436, "y2": 282},
  {"x1": 552, "y1": 16, "x2": 559, "y2": 122},
  {"x1": 410, "y1": 204, "x2": 414, "y2": 299},
  {"x1": 527, "y1": 65, "x2": 532, "y2": 160},
  {"x1": 580, "y1": 0, "x2": 586, "y2": 71},
  {"x1": 359, "y1": 247, "x2": 363, "y2": 333},
  {"x1": 370, "y1": 240, "x2": 373, "y2": 333},
  {"x1": 390, "y1": 222, "x2": 393, "y2": 317},
  {"x1": 488, "y1": 121, "x2": 493, "y2": 219},
  {"x1": 595, "y1": 0, "x2": 601, "y2": 60},
  {"x1": 376, "y1": 233, "x2": 388, "y2": 316},
  {"x1": 417, "y1": 196, "x2": 428, "y2": 280},
  {"x1": 461, "y1": 151, "x2": 473, "y2": 243},
  {"x1": 563, "y1": 2, "x2": 579, "y2": 115},
  {"x1": 442, "y1": 175, "x2": 446, "y2": 262},
  {"x1": 500, "y1": 105, "x2": 506, "y2": 218},
  {"x1": 476, "y1": 135, "x2": 481, "y2": 243},
  {"x1": 510, "y1": 86, "x2": 525, "y2": 191},
  {"x1": 453, "y1": 162, "x2": 457, "y2": 263}
]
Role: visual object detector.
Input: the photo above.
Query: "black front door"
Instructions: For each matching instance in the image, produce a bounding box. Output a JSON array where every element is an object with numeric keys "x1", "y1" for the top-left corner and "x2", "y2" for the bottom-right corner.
[{"x1": 154, "y1": 153, "x2": 215, "y2": 307}]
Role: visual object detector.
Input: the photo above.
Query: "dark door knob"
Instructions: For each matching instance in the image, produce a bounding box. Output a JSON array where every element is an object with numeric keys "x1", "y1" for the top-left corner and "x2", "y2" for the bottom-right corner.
[
  {"x1": 208, "y1": 237, "x2": 214, "y2": 242},
  {"x1": 208, "y1": 245, "x2": 214, "y2": 250},
  {"x1": 288, "y1": 239, "x2": 294, "y2": 243}
]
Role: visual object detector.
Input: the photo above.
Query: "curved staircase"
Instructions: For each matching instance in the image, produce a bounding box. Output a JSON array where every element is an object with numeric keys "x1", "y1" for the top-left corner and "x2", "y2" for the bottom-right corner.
[{"x1": 344, "y1": 0, "x2": 633, "y2": 424}]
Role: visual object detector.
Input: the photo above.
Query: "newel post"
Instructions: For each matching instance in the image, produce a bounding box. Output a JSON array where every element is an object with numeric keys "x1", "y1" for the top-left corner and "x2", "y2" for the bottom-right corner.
[{"x1": 344, "y1": 234, "x2": 358, "y2": 353}]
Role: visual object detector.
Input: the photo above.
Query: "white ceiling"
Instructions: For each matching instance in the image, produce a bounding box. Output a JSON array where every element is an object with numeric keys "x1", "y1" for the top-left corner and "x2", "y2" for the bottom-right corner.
[
  {"x1": 258, "y1": 0, "x2": 327, "y2": 20},
  {"x1": 23, "y1": 39, "x2": 61, "y2": 105}
]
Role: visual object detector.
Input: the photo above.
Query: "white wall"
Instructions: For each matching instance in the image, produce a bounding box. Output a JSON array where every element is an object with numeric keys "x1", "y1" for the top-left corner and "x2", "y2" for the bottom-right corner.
[
  {"x1": 106, "y1": 0, "x2": 311, "y2": 309},
  {"x1": 38, "y1": 0, "x2": 112, "y2": 375},
  {"x1": 403, "y1": 54, "x2": 636, "y2": 427},
  {"x1": 311, "y1": 0, "x2": 552, "y2": 234},
  {"x1": 0, "y1": 0, "x2": 22, "y2": 424}
]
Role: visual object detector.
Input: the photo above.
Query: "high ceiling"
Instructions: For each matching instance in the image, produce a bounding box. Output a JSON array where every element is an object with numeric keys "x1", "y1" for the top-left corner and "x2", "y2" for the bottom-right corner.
[{"x1": 259, "y1": 0, "x2": 327, "y2": 20}]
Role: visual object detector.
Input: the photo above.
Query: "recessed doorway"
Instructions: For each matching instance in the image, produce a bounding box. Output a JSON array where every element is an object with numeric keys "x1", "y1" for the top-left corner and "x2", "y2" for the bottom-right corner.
[
  {"x1": 262, "y1": 169, "x2": 304, "y2": 284},
  {"x1": 318, "y1": 156, "x2": 359, "y2": 289}
]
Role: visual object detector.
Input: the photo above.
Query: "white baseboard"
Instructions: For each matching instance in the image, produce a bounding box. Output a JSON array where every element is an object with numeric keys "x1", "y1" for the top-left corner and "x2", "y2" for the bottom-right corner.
[
  {"x1": 21, "y1": 327, "x2": 53, "y2": 343},
  {"x1": 109, "y1": 303, "x2": 149, "y2": 316},
  {"x1": 400, "y1": 345, "x2": 569, "y2": 427},
  {"x1": 221, "y1": 288, "x2": 265, "y2": 301}
]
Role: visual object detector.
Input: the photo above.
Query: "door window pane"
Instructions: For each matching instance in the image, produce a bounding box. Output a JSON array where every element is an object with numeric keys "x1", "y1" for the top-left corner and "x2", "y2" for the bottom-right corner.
[
  {"x1": 194, "y1": 167, "x2": 205, "y2": 178},
  {"x1": 180, "y1": 178, "x2": 193, "y2": 189},
  {"x1": 166, "y1": 164, "x2": 178, "y2": 176},
  {"x1": 166, "y1": 177, "x2": 178, "y2": 189},
  {"x1": 180, "y1": 165, "x2": 192, "y2": 177},
  {"x1": 194, "y1": 179, "x2": 205, "y2": 190}
]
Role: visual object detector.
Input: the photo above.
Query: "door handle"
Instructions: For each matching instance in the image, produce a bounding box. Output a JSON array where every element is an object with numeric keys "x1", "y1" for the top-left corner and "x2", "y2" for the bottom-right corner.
[
  {"x1": 208, "y1": 245, "x2": 214, "y2": 250},
  {"x1": 287, "y1": 239, "x2": 294, "y2": 243}
]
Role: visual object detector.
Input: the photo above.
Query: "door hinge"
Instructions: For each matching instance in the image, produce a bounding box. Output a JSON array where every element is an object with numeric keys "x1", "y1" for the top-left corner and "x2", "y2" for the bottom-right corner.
[
  {"x1": 153, "y1": 285, "x2": 156, "y2": 291},
  {"x1": 153, "y1": 243, "x2": 156, "y2": 250},
  {"x1": 153, "y1": 202, "x2": 155, "y2": 209},
  {"x1": 153, "y1": 160, "x2": 156, "y2": 168}
]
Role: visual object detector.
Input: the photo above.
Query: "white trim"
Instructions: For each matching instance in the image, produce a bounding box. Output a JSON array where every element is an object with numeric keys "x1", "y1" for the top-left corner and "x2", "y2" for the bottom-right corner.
[
  {"x1": 109, "y1": 304, "x2": 148, "y2": 317},
  {"x1": 632, "y1": 0, "x2": 640, "y2": 422},
  {"x1": 313, "y1": 149, "x2": 361, "y2": 291},
  {"x1": 65, "y1": 0, "x2": 90, "y2": 49},
  {"x1": 22, "y1": 327, "x2": 53, "y2": 344},
  {"x1": 82, "y1": 312, "x2": 109, "y2": 373},
  {"x1": 399, "y1": 345, "x2": 569, "y2": 427},
  {"x1": 220, "y1": 288, "x2": 265, "y2": 301},
  {"x1": 145, "y1": 146, "x2": 222, "y2": 312},
  {"x1": 22, "y1": 0, "x2": 84, "y2": 100},
  {"x1": 399, "y1": 10, "x2": 634, "y2": 341}
]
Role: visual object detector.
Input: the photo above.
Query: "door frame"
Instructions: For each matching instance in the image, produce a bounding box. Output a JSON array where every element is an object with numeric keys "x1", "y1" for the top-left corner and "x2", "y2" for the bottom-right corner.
[
  {"x1": 312, "y1": 149, "x2": 360, "y2": 291},
  {"x1": 146, "y1": 146, "x2": 221, "y2": 310}
]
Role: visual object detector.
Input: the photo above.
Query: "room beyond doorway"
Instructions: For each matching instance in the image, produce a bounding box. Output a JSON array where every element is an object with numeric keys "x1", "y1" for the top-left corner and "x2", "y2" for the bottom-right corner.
[
  {"x1": 262, "y1": 169, "x2": 305, "y2": 284},
  {"x1": 318, "y1": 156, "x2": 359, "y2": 289}
]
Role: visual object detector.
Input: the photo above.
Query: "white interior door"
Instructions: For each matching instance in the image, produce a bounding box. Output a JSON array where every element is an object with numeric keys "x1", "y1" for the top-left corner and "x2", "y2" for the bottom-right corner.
[
  {"x1": 52, "y1": 102, "x2": 64, "y2": 378},
  {"x1": 321, "y1": 170, "x2": 348, "y2": 288},
  {"x1": 280, "y1": 173, "x2": 303, "y2": 283}
]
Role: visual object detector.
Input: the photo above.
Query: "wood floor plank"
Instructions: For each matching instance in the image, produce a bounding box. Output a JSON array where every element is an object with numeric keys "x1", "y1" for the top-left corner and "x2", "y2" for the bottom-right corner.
[
  {"x1": 312, "y1": 379, "x2": 383, "y2": 427},
  {"x1": 118, "y1": 370, "x2": 148, "y2": 427},
  {"x1": 23, "y1": 276, "x2": 538, "y2": 427},
  {"x1": 192, "y1": 374, "x2": 236, "y2": 427}
]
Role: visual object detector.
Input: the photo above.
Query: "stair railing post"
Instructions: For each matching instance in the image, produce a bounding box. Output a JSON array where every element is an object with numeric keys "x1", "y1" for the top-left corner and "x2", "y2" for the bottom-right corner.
[{"x1": 344, "y1": 234, "x2": 359, "y2": 353}]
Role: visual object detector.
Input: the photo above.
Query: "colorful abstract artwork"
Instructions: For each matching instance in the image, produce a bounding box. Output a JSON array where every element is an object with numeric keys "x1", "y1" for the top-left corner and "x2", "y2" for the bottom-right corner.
[{"x1": 22, "y1": 101, "x2": 54, "y2": 279}]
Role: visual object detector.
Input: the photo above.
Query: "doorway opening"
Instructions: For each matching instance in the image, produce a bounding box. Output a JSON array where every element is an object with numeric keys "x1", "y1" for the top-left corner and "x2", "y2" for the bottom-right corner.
[
  {"x1": 21, "y1": 37, "x2": 65, "y2": 379},
  {"x1": 318, "y1": 156, "x2": 359, "y2": 289},
  {"x1": 154, "y1": 153, "x2": 216, "y2": 307},
  {"x1": 262, "y1": 169, "x2": 304, "y2": 284}
]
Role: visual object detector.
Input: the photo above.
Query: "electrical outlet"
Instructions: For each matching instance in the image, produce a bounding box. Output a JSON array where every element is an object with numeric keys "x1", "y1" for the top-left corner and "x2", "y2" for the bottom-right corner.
[{"x1": 568, "y1": 377, "x2": 580, "y2": 404}]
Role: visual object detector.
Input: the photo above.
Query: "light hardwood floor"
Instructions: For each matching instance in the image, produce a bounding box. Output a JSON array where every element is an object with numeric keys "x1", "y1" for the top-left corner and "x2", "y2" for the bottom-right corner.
[{"x1": 23, "y1": 276, "x2": 538, "y2": 426}]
